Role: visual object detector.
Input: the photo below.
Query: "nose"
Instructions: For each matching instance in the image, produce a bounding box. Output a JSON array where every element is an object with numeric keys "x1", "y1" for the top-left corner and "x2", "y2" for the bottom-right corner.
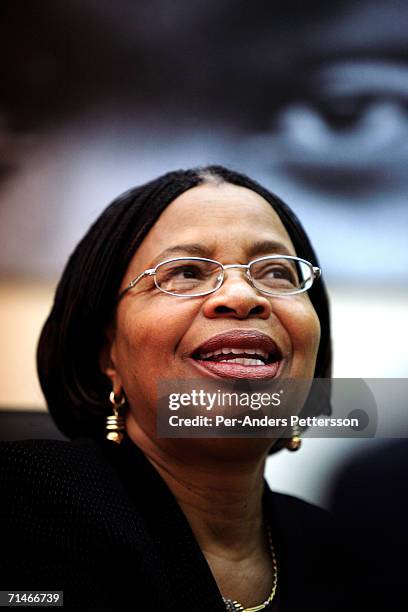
[{"x1": 202, "y1": 269, "x2": 272, "y2": 320}]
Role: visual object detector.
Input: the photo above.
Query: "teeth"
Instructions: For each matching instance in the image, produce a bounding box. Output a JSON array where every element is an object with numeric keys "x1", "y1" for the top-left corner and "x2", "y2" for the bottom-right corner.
[
  {"x1": 219, "y1": 358, "x2": 265, "y2": 366},
  {"x1": 198, "y1": 347, "x2": 269, "y2": 360}
]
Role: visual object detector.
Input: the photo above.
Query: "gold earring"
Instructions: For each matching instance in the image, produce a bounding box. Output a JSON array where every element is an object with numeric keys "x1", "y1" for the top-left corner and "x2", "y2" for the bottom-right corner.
[
  {"x1": 106, "y1": 391, "x2": 126, "y2": 443},
  {"x1": 285, "y1": 425, "x2": 302, "y2": 451}
]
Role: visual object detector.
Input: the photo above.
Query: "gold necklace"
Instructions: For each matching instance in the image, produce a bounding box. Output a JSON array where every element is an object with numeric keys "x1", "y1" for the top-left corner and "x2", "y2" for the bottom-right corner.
[{"x1": 222, "y1": 522, "x2": 278, "y2": 612}]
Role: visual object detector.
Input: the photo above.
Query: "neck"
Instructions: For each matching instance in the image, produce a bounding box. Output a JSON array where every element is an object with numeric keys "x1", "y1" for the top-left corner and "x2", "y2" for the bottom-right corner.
[{"x1": 126, "y1": 417, "x2": 270, "y2": 559}]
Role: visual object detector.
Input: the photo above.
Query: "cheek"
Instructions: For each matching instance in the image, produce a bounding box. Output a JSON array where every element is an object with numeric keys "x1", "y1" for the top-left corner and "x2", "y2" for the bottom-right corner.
[
  {"x1": 114, "y1": 301, "x2": 201, "y2": 417},
  {"x1": 275, "y1": 297, "x2": 321, "y2": 362},
  {"x1": 116, "y1": 300, "x2": 198, "y2": 370}
]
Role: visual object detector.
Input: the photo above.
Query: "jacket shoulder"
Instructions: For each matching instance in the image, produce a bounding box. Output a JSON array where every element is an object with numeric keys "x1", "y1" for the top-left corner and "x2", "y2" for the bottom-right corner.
[
  {"x1": 0, "y1": 440, "x2": 161, "y2": 610},
  {"x1": 266, "y1": 489, "x2": 336, "y2": 546},
  {"x1": 270, "y1": 490, "x2": 332, "y2": 522},
  {"x1": 0, "y1": 438, "x2": 123, "y2": 514},
  {"x1": 0, "y1": 437, "x2": 106, "y2": 480}
]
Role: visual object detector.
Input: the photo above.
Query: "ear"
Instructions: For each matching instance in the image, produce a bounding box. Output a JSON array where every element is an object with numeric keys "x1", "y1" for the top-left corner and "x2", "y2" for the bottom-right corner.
[{"x1": 99, "y1": 325, "x2": 124, "y2": 398}]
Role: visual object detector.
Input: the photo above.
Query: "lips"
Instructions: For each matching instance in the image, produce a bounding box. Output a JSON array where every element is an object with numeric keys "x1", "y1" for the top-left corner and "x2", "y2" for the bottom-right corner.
[{"x1": 189, "y1": 329, "x2": 283, "y2": 380}]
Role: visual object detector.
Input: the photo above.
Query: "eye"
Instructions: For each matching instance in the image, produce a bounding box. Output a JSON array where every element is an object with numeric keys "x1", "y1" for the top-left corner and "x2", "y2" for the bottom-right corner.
[
  {"x1": 262, "y1": 265, "x2": 295, "y2": 282},
  {"x1": 251, "y1": 260, "x2": 298, "y2": 288},
  {"x1": 155, "y1": 259, "x2": 222, "y2": 294},
  {"x1": 159, "y1": 264, "x2": 204, "y2": 286},
  {"x1": 165, "y1": 264, "x2": 204, "y2": 280}
]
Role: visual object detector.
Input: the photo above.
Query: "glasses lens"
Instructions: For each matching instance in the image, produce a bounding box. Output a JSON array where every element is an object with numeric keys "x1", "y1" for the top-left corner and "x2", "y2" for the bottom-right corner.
[
  {"x1": 250, "y1": 257, "x2": 312, "y2": 294},
  {"x1": 156, "y1": 259, "x2": 223, "y2": 295}
]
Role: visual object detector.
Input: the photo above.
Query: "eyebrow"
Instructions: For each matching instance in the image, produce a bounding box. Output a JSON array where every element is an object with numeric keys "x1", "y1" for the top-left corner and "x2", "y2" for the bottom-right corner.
[
  {"x1": 149, "y1": 244, "x2": 213, "y2": 267},
  {"x1": 247, "y1": 240, "x2": 293, "y2": 258},
  {"x1": 149, "y1": 240, "x2": 293, "y2": 267}
]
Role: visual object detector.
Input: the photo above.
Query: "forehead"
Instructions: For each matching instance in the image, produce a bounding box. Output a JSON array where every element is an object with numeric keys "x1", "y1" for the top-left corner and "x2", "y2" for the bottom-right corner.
[{"x1": 134, "y1": 182, "x2": 296, "y2": 265}]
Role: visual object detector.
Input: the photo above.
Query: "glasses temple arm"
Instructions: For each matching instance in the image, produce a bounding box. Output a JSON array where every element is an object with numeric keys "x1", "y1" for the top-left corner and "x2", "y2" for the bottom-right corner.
[{"x1": 117, "y1": 269, "x2": 155, "y2": 302}]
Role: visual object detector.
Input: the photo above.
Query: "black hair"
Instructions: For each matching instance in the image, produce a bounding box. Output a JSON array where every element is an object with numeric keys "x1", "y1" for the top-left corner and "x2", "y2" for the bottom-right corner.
[{"x1": 37, "y1": 165, "x2": 332, "y2": 446}]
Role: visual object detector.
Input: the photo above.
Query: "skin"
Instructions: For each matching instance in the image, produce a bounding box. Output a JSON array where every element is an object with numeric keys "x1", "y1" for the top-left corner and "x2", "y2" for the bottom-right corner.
[{"x1": 102, "y1": 181, "x2": 321, "y2": 607}]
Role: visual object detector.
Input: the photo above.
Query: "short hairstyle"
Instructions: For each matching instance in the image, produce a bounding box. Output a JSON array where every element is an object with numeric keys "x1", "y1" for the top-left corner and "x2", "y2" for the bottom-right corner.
[{"x1": 37, "y1": 166, "x2": 332, "y2": 447}]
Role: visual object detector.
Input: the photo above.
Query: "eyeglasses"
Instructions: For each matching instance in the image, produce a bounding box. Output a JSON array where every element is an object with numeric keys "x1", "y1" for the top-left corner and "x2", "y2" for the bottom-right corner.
[{"x1": 118, "y1": 255, "x2": 321, "y2": 300}]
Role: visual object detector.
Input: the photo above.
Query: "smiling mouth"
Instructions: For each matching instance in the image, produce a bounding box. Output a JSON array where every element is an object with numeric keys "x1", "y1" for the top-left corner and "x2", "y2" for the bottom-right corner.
[{"x1": 190, "y1": 330, "x2": 283, "y2": 380}]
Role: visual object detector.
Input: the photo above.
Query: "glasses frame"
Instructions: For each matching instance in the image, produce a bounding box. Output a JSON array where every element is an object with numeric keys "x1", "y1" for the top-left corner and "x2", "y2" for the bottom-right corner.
[{"x1": 118, "y1": 255, "x2": 321, "y2": 300}]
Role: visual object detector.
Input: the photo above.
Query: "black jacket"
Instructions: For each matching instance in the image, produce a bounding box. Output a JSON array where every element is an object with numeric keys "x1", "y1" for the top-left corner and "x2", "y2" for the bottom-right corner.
[{"x1": 0, "y1": 437, "x2": 346, "y2": 611}]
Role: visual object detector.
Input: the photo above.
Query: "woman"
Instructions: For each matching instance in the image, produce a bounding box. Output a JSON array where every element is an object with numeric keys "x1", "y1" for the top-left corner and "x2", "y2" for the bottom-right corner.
[{"x1": 0, "y1": 166, "x2": 343, "y2": 611}]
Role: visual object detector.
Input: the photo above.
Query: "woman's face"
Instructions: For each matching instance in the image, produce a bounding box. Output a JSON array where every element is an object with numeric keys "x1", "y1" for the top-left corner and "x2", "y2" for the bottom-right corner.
[{"x1": 103, "y1": 182, "x2": 321, "y2": 448}]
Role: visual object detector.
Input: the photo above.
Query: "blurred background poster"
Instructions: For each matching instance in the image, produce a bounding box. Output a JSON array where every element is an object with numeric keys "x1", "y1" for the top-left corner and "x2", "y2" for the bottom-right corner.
[{"x1": 1, "y1": 0, "x2": 407, "y2": 505}]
